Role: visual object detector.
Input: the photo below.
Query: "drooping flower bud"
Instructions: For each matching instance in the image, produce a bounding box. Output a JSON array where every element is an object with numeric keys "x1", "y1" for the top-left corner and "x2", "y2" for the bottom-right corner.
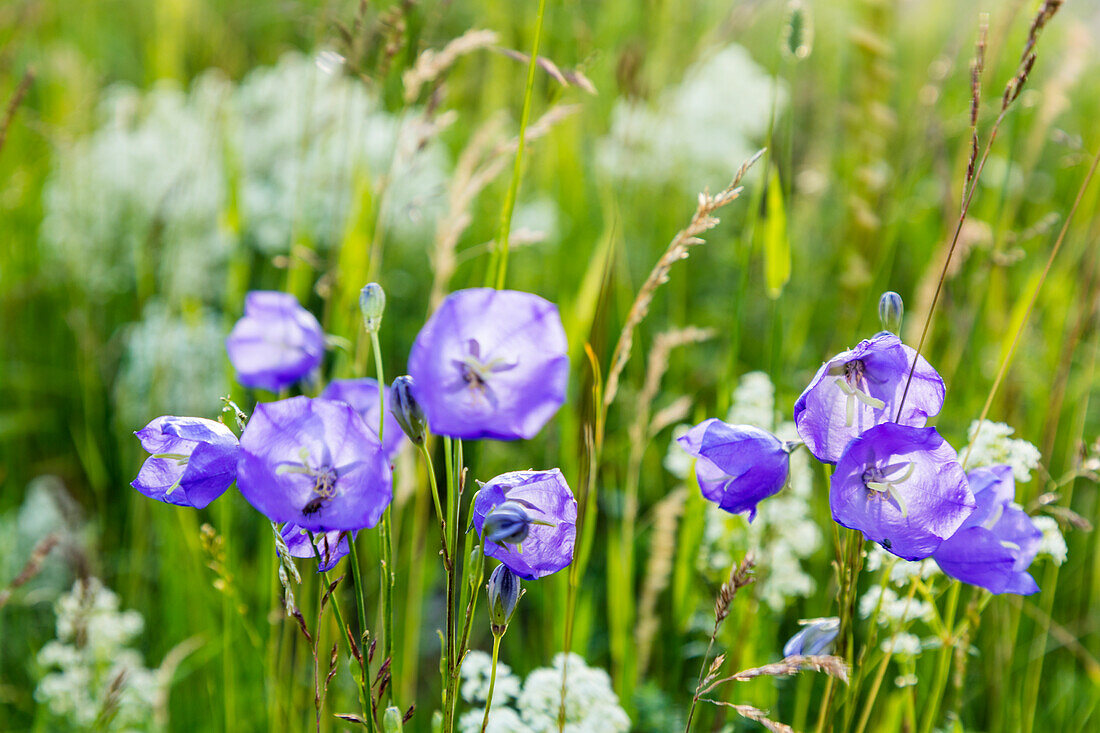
[
  {"x1": 487, "y1": 563, "x2": 521, "y2": 632},
  {"x1": 482, "y1": 501, "x2": 532, "y2": 546},
  {"x1": 359, "y1": 283, "x2": 386, "y2": 333},
  {"x1": 783, "y1": 617, "x2": 839, "y2": 657},
  {"x1": 878, "y1": 291, "x2": 904, "y2": 334},
  {"x1": 389, "y1": 376, "x2": 426, "y2": 445}
]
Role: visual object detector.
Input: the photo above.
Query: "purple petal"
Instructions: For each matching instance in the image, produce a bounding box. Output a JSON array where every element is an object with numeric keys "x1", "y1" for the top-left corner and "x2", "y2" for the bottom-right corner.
[
  {"x1": 794, "y1": 333, "x2": 945, "y2": 463},
  {"x1": 472, "y1": 469, "x2": 577, "y2": 579},
  {"x1": 677, "y1": 419, "x2": 789, "y2": 520},
  {"x1": 280, "y1": 524, "x2": 352, "y2": 572},
  {"x1": 408, "y1": 288, "x2": 568, "y2": 441},
  {"x1": 131, "y1": 416, "x2": 239, "y2": 509},
  {"x1": 830, "y1": 423, "x2": 974, "y2": 561},
  {"x1": 225, "y1": 291, "x2": 325, "y2": 392},
  {"x1": 237, "y1": 397, "x2": 392, "y2": 531},
  {"x1": 320, "y1": 379, "x2": 407, "y2": 461}
]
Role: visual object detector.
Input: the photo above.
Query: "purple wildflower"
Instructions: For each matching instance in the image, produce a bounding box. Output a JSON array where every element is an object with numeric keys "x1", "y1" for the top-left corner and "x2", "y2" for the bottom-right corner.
[
  {"x1": 831, "y1": 423, "x2": 975, "y2": 561},
  {"x1": 933, "y1": 465, "x2": 1041, "y2": 594},
  {"x1": 472, "y1": 469, "x2": 577, "y2": 580},
  {"x1": 320, "y1": 378, "x2": 406, "y2": 461},
  {"x1": 280, "y1": 524, "x2": 351, "y2": 573},
  {"x1": 676, "y1": 419, "x2": 791, "y2": 521},
  {"x1": 783, "y1": 617, "x2": 840, "y2": 657},
  {"x1": 794, "y1": 332, "x2": 945, "y2": 464},
  {"x1": 407, "y1": 288, "x2": 568, "y2": 440},
  {"x1": 237, "y1": 396, "x2": 392, "y2": 531},
  {"x1": 132, "y1": 416, "x2": 239, "y2": 509},
  {"x1": 225, "y1": 291, "x2": 325, "y2": 392}
]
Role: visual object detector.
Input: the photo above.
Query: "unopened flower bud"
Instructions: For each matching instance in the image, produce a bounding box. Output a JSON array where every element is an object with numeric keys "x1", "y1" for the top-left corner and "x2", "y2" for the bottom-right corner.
[
  {"x1": 389, "y1": 376, "x2": 426, "y2": 445},
  {"x1": 487, "y1": 563, "x2": 521, "y2": 631},
  {"x1": 360, "y1": 283, "x2": 386, "y2": 333},
  {"x1": 483, "y1": 501, "x2": 531, "y2": 546},
  {"x1": 382, "y1": 706, "x2": 404, "y2": 733},
  {"x1": 878, "y1": 291, "x2": 904, "y2": 334}
]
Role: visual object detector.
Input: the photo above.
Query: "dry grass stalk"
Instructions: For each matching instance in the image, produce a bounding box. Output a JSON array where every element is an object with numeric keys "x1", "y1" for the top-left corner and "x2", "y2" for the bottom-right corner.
[
  {"x1": 649, "y1": 395, "x2": 693, "y2": 439},
  {"x1": 635, "y1": 487, "x2": 687, "y2": 674},
  {"x1": 0, "y1": 68, "x2": 34, "y2": 159},
  {"x1": 964, "y1": 15, "x2": 987, "y2": 203},
  {"x1": 697, "y1": 702, "x2": 794, "y2": 733},
  {"x1": 0, "y1": 533, "x2": 59, "y2": 608},
  {"x1": 701, "y1": 654, "x2": 850, "y2": 693},
  {"x1": 603, "y1": 149, "x2": 764, "y2": 411},
  {"x1": 492, "y1": 47, "x2": 597, "y2": 94},
  {"x1": 403, "y1": 29, "x2": 500, "y2": 103},
  {"x1": 714, "y1": 552, "x2": 756, "y2": 624},
  {"x1": 429, "y1": 104, "x2": 579, "y2": 308}
]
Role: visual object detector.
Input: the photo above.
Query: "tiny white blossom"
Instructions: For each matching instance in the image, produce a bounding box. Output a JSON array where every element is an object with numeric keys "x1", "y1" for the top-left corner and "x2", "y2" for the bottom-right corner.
[
  {"x1": 964, "y1": 420, "x2": 1042, "y2": 482},
  {"x1": 881, "y1": 632, "x2": 924, "y2": 658},
  {"x1": 859, "y1": 586, "x2": 935, "y2": 626},
  {"x1": 1032, "y1": 515, "x2": 1068, "y2": 565}
]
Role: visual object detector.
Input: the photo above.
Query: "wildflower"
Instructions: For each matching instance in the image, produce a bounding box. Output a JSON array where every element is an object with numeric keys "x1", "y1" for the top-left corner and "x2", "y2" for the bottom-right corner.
[
  {"x1": 831, "y1": 423, "x2": 974, "y2": 561},
  {"x1": 933, "y1": 465, "x2": 1041, "y2": 594},
  {"x1": 858, "y1": 586, "x2": 935, "y2": 625},
  {"x1": 407, "y1": 288, "x2": 568, "y2": 440},
  {"x1": 389, "y1": 375, "x2": 427, "y2": 445},
  {"x1": 881, "y1": 632, "x2": 923, "y2": 658},
  {"x1": 794, "y1": 332, "x2": 945, "y2": 464},
  {"x1": 319, "y1": 378, "x2": 406, "y2": 460},
  {"x1": 132, "y1": 416, "x2": 239, "y2": 509},
  {"x1": 225, "y1": 291, "x2": 324, "y2": 392},
  {"x1": 515, "y1": 653, "x2": 630, "y2": 733},
  {"x1": 459, "y1": 650, "x2": 522, "y2": 707},
  {"x1": 482, "y1": 502, "x2": 538, "y2": 547},
  {"x1": 783, "y1": 617, "x2": 839, "y2": 657},
  {"x1": 963, "y1": 420, "x2": 1042, "y2": 482},
  {"x1": 236, "y1": 396, "x2": 392, "y2": 531},
  {"x1": 472, "y1": 469, "x2": 577, "y2": 580},
  {"x1": 279, "y1": 524, "x2": 351, "y2": 573},
  {"x1": 1032, "y1": 515, "x2": 1068, "y2": 565},
  {"x1": 676, "y1": 419, "x2": 791, "y2": 521}
]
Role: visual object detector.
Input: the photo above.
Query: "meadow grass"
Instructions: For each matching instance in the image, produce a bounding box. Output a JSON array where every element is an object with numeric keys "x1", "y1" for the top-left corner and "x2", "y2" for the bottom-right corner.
[{"x1": 2, "y1": 0, "x2": 1100, "y2": 731}]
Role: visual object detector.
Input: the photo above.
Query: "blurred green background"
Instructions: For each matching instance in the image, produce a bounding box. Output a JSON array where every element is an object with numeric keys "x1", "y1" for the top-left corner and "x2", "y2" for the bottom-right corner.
[{"x1": 3, "y1": 0, "x2": 1100, "y2": 730}]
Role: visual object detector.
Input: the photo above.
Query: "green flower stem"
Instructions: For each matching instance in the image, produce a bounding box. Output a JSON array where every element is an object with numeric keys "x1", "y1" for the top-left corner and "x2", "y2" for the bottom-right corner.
[
  {"x1": 918, "y1": 581, "x2": 960, "y2": 733},
  {"x1": 369, "y1": 329, "x2": 396, "y2": 711},
  {"x1": 347, "y1": 535, "x2": 374, "y2": 726},
  {"x1": 323, "y1": 569, "x2": 372, "y2": 730},
  {"x1": 442, "y1": 436, "x2": 461, "y2": 733},
  {"x1": 480, "y1": 631, "x2": 505, "y2": 733}
]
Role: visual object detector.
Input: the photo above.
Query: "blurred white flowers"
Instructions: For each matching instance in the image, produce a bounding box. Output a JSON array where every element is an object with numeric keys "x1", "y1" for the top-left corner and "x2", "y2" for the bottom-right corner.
[
  {"x1": 598, "y1": 45, "x2": 784, "y2": 191},
  {"x1": 964, "y1": 420, "x2": 1043, "y2": 483},
  {"x1": 459, "y1": 652, "x2": 630, "y2": 733},
  {"x1": 35, "y1": 578, "x2": 160, "y2": 731}
]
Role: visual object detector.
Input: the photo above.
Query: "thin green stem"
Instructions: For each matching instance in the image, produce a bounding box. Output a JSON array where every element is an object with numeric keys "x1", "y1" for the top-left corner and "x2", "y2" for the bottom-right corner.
[
  {"x1": 480, "y1": 632, "x2": 504, "y2": 733},
  {"x1": 918, "y1": 582, "x2": 960, "y2": 733},
  {"x1": 490, "y1": 0, "x2": 548, "y2": 289},
  {"x1": 347, "y1": 536, "x2": 373, "y2": 725},
  {"x1": 369, "y1": 329, "x2": 395, "y2": 710}
]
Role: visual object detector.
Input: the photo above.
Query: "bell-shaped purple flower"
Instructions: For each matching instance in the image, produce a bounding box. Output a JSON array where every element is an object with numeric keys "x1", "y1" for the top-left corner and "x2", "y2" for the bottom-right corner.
[
  {"x1": 320, "y1": 378, "x2": 406, "y2": 461},
  {"x1": 676, "y1": 419, "x2": 790, "y2": 522},
  {"x1": 237, "y1": 396, "x2": 392, "y2": 531},
  {"x1": 279, "y1": 524, "x2": 352, "y2": 573},
  {"x1": 794, "y1": 332, "x2": 945, "y2": 464},
  {"x1": 933, "y1": 465, "x2": 1041, "y2": 594},
  {"x1": 783, "y1": 617, "x2": 840, "y2": 657},
  {"x1": 132, "y1": 416, "x2": 239, "y2": 509},
  {"x1": 472, "y1": 469, "x2": 577, "y2": 580},
  {"x1": 225, "y1": 291, "x2": 325, "y2": 392},
  {"x1": 831, "y1": 423, "x2": 975, "y2": 561},
  {"x1": 407, "y1": 288, "x2": 568, "y2": 441}
]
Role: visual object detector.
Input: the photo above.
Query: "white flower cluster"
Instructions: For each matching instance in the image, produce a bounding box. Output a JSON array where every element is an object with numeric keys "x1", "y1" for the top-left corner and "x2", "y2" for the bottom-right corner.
[
  {"x1": 35, "y1": 578, "x2": 160, "y2": 731},
  {"x1": 858, "y1": 586, "x2": 935, "y2": 627},
  {"x1": 964, "y1": 420, "x2": 1042, "y2": 482},
  {"x1": 458, "y1": 652, "x2": 630, "y2": 733},
  {"x1": 598, "y1": 45, "x2": 784, "y2": 191},
  {"x1": 671, "y1": 371, "x2": 821, "y2": 611},
  {"x1": 863, "y1": 545, "x2": 940, "y2": 588},
  {"x1": 880, "y1": 631, "x2": 924, "y2": 658},
  {"x1": 113, "y1": 301, "x2": 229, "y2": 428},
  {"x1": 41, "y1": 51, "x2": 450, "y2": 302},
  {"x1": 1032, "y1": 515, "x2": 1068, "y2": 566}
]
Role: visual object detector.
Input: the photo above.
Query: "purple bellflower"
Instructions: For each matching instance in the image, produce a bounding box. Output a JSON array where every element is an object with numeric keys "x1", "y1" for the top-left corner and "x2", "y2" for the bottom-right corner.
[
  {"x1": 676, "y1": 419, "x2": 791, "y2": 521},
  {"x1": 320, "y1": 378, "x2": 406, "y2": 461},
  {"x1": 794, "y1": 332, "x2": 945, "y2": 464},
  {"x1": 237, "y1": 396, "x2": 392, "y2": 531},
  {"x1": 133, "y1": 416, "x2": 239, "y2": 509},
  {"x1": 783, "y1": 617, "x2": 840, "y2": 657},
  {"x1": 280, "y1": 523, "x2": 351, "y2": 573},
  {"x1": 933, "y1": 465, "x2": 1041, "y2": 594},
  {"x1": 472, "y1": 469, "x2": 577, "y2": 580},
  {"x1": 225, "y1": 291, "x2": 325, "y2": 392},
  {"x1": 407, "y1": 288, "x2": 568, "y2": 441},
  {"x1": 831, "y1": 423, "x2": 975, "y2": 561}
]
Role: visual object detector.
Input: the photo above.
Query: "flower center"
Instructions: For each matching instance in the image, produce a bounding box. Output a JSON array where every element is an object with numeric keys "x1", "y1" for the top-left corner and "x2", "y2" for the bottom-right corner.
[
  {"x1": 277, "y1": 447, "x2": 341, "y2": 514},
  {"x1": 453, "y1": 339, "x2": 518, "y2": 405},
  {"x1": 862, "y1": 460, "x2": 914, "y2": 517},
  {"x1": 829, "y1": 358, "x2": 886, "y2": 426}
]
